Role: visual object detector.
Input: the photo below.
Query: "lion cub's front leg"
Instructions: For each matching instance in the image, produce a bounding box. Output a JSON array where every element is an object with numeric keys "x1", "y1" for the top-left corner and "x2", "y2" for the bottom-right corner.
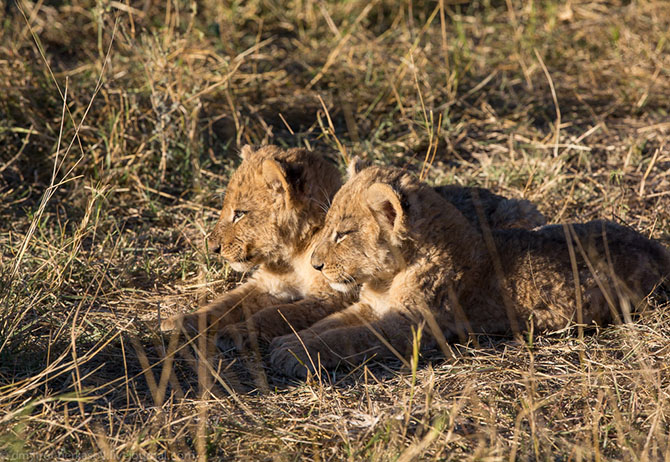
[
  {"x1": 160, "y1": 281, "x2": 284, "y2": 336},
  {"x1": 269, "y1": 303, "x2": 428, "y2": 378},
  {"x1": 218, "y1": 297, "x2": 346, "y2": 351}
]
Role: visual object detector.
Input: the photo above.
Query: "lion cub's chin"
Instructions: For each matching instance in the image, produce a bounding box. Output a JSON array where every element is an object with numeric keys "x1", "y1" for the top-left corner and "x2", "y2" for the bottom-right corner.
[
  {"x1": 228, "y1": 261, "x2": 256, "y2": 273},
  {"x1": 328, "y1": 281, "x2": 357, "y2": 293}
]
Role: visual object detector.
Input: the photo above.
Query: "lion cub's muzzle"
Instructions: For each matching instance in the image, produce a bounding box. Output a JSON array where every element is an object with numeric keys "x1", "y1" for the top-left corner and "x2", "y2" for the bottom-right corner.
[
  {"x1": 207, "y1": 239, "x2": 221, "y2": 254},
  {"x1": 310, "y1": 243, "x2": 326, "y2": 271},
  {"x1": 207, "y1": 232, "x2": 257, "y2": 272},
  {"x1": 310, "y1": 243, "x2": 357, "y2": 292}
]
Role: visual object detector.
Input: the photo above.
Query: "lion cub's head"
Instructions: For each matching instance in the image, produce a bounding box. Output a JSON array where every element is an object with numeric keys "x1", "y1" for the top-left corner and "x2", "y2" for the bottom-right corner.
[
  {"x1": 208, "y1": 145, "x2": 341, "y2": 272},
  {"x1": 311, "y1": 164, "x2": 417, "y2": 292}
]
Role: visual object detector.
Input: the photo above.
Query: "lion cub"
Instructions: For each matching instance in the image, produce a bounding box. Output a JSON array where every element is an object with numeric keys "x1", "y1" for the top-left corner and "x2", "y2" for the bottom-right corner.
[
  {"x1": 160, "y1": 145, "x2": 347, "y2": 338},
  {"x1": 269, "y1": 165, "x2": 670, "y2": 377},
  {"x1": 161, "y1": 146, "x2": 545, "y2": 346}
]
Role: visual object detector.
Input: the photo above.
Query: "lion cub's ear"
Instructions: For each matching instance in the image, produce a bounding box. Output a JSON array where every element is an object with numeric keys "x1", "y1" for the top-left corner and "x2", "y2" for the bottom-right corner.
[
  {"x1": 346, "y1": 156, "x2": 367, "y2": 179},
  {"x1": 239, "y1": 144, "x2": 255, "y2": 160},
  {"x1": 262, "y1": 158, "x2": 291, "y2": 198},
  {"x1": 365, "y1": 183, "x2": 405, "y2": 235}
]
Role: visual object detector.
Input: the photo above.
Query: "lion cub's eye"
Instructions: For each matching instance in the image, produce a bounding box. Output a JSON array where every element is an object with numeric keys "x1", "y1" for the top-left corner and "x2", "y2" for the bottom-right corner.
[
  {"x1": 334, "y1": 230, "x2": 352, "y2": 243},
  {"x1": 233, "y1": 210, "x2": 246, "y2": 223}
]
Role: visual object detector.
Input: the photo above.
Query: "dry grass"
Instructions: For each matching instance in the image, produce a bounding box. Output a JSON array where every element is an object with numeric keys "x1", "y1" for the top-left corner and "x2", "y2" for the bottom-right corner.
[{"x1": 1, "y1": 0, "x2": 670, "y2": 460}]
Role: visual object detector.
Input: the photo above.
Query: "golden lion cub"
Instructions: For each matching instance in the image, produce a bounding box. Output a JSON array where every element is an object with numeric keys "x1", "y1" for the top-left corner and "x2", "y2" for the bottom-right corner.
[
  {"x1": 161, "y1": 146, "x2": 545, "y2": 346},
  {"x1": 269, "y1": 165, "x2": 670, "y2": 377},
  {"x1": 160, "y1": 145, "x2": 347, "y2": 338}
]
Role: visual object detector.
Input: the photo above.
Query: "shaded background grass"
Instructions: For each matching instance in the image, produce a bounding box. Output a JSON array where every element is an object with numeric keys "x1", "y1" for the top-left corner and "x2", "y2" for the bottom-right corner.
[{"x1": 1, "y1": 0, "x2": 670, "y2": 460}]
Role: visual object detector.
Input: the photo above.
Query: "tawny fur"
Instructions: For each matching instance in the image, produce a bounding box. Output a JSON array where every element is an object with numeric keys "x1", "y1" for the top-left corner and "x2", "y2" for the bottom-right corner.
[
  {"x1": 269, "y1": 166, "x2": 670, "y2": 378},
  {"x1": 160, "y1": 146, "x2": 546, "y2": 350}
]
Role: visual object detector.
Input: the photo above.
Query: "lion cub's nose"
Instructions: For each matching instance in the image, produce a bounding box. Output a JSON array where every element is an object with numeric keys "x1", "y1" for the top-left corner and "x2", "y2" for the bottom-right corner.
[
  {"x1": 311, "y1": 254, "x2": 324, "y2": 271},
  {"x1": 207, "y1": 238, "x2": 221, "y2": 254}
]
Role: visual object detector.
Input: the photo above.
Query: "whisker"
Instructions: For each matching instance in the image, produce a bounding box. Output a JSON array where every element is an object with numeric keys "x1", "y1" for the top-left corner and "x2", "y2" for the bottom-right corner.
[{"x1": 309, "y1": 195, "x2": 331, "y2": 214}]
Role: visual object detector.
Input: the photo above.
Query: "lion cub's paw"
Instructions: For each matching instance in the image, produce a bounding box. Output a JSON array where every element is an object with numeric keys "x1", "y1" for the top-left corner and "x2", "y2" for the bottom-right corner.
[
  {"x1": 160, "y1": 314, "x2": 184, "y2": 332},
  {"x1": 160, "y1": 312, "x2": 207, "y2": 335}
]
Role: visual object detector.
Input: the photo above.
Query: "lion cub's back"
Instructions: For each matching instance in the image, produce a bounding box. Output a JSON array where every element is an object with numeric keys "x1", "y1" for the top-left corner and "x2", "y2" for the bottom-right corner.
[{"x1": 494, "y1": 220, "x2": 670, "y2": 326}]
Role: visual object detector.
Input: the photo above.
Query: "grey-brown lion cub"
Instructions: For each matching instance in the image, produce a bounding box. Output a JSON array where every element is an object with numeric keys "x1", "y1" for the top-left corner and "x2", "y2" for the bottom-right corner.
[{"x1": 269, "y1": 165, "x2": 670, "y2": 377}]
